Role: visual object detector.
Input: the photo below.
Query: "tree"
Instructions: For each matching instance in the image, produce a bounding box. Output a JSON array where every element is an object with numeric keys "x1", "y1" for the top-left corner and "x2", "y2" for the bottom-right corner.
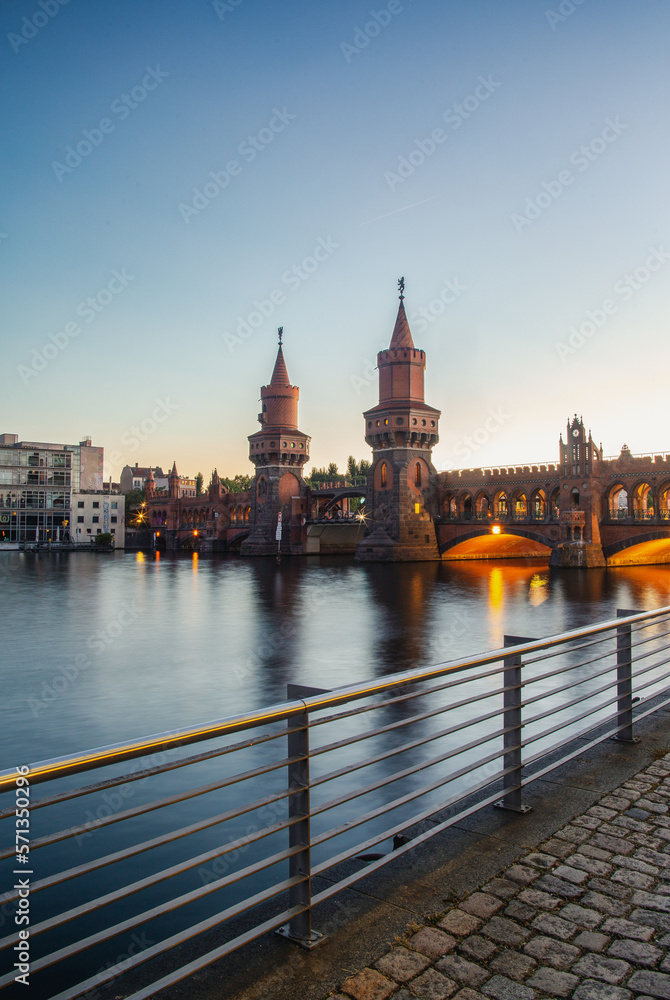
[
  {"x1": 95, "y1": 532, "x2": 113, "y2": 547},
  {"x1": 195, "y1": 472, "x2": 204, "y2": 496},
  {"x1": 124, "y1": 489, "x2": 145, "y2": 523},
  {"x1": 221, "y1": 474, "x2": 253, "y2": 493}
]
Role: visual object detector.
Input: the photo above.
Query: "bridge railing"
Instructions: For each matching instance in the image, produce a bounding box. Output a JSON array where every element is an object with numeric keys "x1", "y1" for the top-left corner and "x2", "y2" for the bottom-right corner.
[
  {"x1": 2, "y1": 606, "x2": 670, "y2": 999},
  {"x1": 441, "y1": 510, "x2": 556, "y2": 523},
  {"x1": 607, "y1": 508, "x2": 670, "y2": 521}
]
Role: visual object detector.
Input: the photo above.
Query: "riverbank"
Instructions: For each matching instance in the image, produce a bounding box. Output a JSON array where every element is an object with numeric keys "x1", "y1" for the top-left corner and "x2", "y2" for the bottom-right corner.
[{"x1": 188, "y1": 703, "x2": 670, "y2": 1000}]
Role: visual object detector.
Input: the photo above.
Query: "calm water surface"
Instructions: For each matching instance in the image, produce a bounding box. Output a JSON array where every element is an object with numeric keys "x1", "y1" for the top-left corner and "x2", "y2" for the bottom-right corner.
[
  {"x1": 2, "y1": 551, "x2": 670, "y2": 998},
  {"x1": 3, "y1": 550, "x2": 670, "y2": 763}
]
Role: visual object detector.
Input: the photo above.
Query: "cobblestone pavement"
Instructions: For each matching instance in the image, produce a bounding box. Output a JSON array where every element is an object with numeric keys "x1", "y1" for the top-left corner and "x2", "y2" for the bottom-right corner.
[{"x1": 331, "y1": 754, "x2": 670, "y2": 1000}]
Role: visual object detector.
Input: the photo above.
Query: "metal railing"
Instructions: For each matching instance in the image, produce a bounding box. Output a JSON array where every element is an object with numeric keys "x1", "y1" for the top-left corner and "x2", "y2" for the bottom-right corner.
[{"x1": 1, "y1": 606, "x2": 670, "y2": 999}]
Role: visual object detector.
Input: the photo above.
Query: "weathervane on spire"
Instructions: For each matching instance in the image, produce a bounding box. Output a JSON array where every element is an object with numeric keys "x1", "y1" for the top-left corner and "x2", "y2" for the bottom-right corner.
[
  {"x1": 398, "y1": 276, "x2": 405, "y2": 300},
  {"x1": 278, "y1": 326, "x2": 283, "y2": 346}
]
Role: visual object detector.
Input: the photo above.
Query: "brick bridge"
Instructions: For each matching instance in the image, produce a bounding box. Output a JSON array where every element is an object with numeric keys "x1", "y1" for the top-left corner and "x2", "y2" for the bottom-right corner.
[{"x1": 143, "y1": 287, "x2": 670, "y2": 567}]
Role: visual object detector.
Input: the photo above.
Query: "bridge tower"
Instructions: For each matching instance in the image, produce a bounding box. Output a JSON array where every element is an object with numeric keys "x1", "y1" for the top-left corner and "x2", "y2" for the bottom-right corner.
[
  {"x1": 240, "y1": 331, "x2": 311, "y2": 557},
  {"x1": 550, "y1": 415, "x2": 606, "y2": 567},
  {"x1": 356, "y1": 280, "x2": 441, "y2": 562}
]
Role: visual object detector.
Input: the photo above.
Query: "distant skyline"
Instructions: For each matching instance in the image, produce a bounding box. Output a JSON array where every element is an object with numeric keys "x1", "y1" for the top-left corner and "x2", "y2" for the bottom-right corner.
[{"x1": 2, "y1": 0, "x2": 669, "y2": 482}]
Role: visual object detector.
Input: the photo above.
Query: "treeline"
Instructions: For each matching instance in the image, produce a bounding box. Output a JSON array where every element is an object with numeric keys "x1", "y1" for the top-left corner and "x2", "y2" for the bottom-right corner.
[{"x1": 307, "y1": 456, "x2": 370, "y2": 485}]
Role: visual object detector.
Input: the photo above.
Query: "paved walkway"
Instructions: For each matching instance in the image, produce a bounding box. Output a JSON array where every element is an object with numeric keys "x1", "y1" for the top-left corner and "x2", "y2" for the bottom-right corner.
[{"x1": 330, "y1": 754, "x2": 670, "y2": 1000}]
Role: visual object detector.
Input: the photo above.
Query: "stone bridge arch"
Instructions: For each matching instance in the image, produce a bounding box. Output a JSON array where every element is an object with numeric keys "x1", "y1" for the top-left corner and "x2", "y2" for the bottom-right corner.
[{"x1": 438, "y1": 525, "x2": 557, "y2": 558}]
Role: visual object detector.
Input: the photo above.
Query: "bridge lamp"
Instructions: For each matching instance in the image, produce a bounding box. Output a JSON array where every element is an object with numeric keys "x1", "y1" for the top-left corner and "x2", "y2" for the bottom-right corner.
[
  {"x1": 491, "y1": 525, "x2": 501, "y2": 535},
  {"x1": 193, "y1": 530, "x2": 198, "y2": 537}
]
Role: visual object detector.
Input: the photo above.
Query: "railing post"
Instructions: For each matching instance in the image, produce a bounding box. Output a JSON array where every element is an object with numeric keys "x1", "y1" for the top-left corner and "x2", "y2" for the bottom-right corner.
[
  {"x1": 612, "y1": 610, "x2": 640, "y2": 743},
  {"x1": 494, "y1": 636, "x2": 533, "y2": 814},
  {"x1": 277, "y1": 684, "x2": 328, "y2": 948}
]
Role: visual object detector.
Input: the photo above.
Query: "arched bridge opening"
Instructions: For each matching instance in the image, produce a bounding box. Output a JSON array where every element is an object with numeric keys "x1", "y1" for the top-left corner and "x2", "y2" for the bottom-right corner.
[
  {"x1": 605, "y1": 533, "x2": 670, "y2": 566},
  {"x1": 439, "y1": 527, "x2": 554, "y2": 561}
]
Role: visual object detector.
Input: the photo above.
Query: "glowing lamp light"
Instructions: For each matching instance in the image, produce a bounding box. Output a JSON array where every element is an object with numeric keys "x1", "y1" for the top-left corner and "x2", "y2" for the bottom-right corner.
[
  {"x1": 492, "y1": 525, "x2": 501, "y2": 535},
  {"x1": 193, "y1": 530, "x2": 198, "y2": 537},
  {"x1": 414, "y1": 503, "x2": 421, "y2": 514}
]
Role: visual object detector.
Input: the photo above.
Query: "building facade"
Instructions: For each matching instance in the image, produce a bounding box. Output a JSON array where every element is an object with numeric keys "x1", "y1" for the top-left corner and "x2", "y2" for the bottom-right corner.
[
  {"x1": 0, "y1": 433, "x2": 104, "y2": 546},
  {"x1": 71, "y1": 492, "x2": 126, "y2": 547}
]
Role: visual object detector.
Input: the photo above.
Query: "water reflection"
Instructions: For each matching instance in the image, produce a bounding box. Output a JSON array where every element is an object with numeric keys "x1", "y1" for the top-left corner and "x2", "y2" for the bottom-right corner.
[{"x1": 0, "y1": 552, "x2": 668, "y2": 766}]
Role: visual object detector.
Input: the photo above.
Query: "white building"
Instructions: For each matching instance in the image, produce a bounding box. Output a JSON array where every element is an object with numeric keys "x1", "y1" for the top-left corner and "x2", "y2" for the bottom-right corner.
[{"x1": 72, "y1": 492, "x2": 126, "y2": 547}]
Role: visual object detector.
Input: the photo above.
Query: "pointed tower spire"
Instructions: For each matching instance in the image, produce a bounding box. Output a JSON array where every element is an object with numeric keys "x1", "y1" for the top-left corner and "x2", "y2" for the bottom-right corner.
[
  {"x1": 170, "y1": 461, "x2": 178, "y2": 477},
  {"x1": 389, "y1": 276, "x2": 414, "y2": 350},
  {"x1": 270, "y1": 329, "x2": 290, "y2": 386}
]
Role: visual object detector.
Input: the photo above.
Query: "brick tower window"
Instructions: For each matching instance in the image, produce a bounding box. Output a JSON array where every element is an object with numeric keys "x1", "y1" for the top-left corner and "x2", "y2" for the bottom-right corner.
[
  {"x1": 381, "y1": 462, "x2": 387, "y2": 488},
  {"x1": 415, "y1": 462, "x2": 422, "y2": 487}
]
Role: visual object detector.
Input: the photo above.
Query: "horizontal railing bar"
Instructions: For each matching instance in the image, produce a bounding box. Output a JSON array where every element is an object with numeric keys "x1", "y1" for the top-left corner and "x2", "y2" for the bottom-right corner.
[
  {"x1": 308, "y1": 660, "x2": 511, "y2": 730},
  {"x1": 111, "y1": 906, "x2": 307, "y2": 1000},
  {"x1": 523, "y1": 692, "x2": 620, "y2": 746},
  {"x1": 522, "y1": 699, "x2": 639, "y2": 766},
  {"x1": 629, "y1": 660, "x2": 670, "y2": 695},
  {"x1": 311, "y1": 725, "x2": 512, "y2": 810},
  {"x1": 311, "y1": 716, "x2": 508, "y2": 789},
  {"x1": 522, "y1": 656, "x2": 618, "y2": 703},
  {"x1": 523, "y1": 689, "x2": 670, "y2": 784},
  {"x1": 309, "y1": 683, "x2": 509, "y2": 760},
  {"x1": 45, "y1": 888, "x2": 306, "y2": 1000},
  {"x1": 523, "y1": 649, "x2": 615, "y2": 688},
  {"x1": 0, "y1": 702, "x2": 308, "y2": 794},
  {"x1": 0, "y1": 860, "x2": 306, "y2": 988},
  {"x1": 311, "y1": 780, "x2": 512, "y2": 888},
  {"x1": 0, "y1": 790, "x2": 301, "y2": 903},
  {"x1": 312, "y1": 744, "x2": 517, "y2": 846},
  {"x1": 524, "y1": 657, "x2": 670, "y2": 739},
  {"x1": 522, "y1": 630, "x2": 618, "y2": 666},
  {"x1": 0, "y1": 814, "x2": 303, "y2": 925},
  {"x1": 521, "y1": 616, "x2": 670, "y2": 669},
  {"x1": 522, "y1": 674, "x2": 623, "y2": 727},
  {"x1": 0, "y1": 724, "x2": 299, "y2": 820},
  {"x1": 4, "y1": 605, "x2": 668, "y2": 794},
  {"x1": 0, "y1": 779, "x2": 301, "y2": 862}
]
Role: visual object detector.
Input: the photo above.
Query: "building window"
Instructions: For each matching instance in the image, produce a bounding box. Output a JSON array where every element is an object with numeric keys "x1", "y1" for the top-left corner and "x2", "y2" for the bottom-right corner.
[
  {"x1": 111, "y1": 502, "x2": 118, "y2": 510},
  {"x1": 92, "y1": 516, "x2": 99, "y2": 524},
  {"x1": 96, "y1": 528, "x2": 101, "y2": 534},
  {"x1": 92, "y1": 501, "x2": 100, "y2": 509},
  {"x1": 415, "y1": 462, "x2": 422, "y2": 487},
  {"x1": 111, "y1": 516, "x2": 117, "y2": 524},
  {"x1": 111, "y1": 529, "x2": 116, "y2": 535},
  {"x1": 77, "y1": 501, "x2": 84, "y2": 508},
  {"x1": 77, "y1": 516, "x2": 84, "y2": 523},
  {"x1": 381, "y1": 463, "x2": 387, "y2": 488},
  {"x1": 86, "y1": 528, "x2": 91, "y2": 534}
]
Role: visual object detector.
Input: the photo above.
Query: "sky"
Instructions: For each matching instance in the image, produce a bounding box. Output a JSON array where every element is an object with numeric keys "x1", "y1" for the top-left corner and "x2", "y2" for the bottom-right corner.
[{"x1": 2, "y1": 0, "x2": 669, "y2": 483}]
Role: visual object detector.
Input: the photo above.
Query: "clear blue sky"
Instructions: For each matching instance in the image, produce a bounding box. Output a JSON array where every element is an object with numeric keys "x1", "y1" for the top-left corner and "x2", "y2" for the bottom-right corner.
[{"x1": 2, "y1": 0, "x2": 668, "y2": 481}]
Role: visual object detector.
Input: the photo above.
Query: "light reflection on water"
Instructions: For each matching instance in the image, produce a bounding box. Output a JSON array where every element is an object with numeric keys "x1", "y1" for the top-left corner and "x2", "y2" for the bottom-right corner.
[
  {"x1": 1, "y1": 551, "x2": 670, "y2": 762},
  {"x1": 1, "y1": 552, "x2": 670, "y2": 996}
]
